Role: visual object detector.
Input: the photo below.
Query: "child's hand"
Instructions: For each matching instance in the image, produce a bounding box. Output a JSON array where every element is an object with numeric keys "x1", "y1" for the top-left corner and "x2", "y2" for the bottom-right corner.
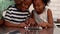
[
  {"x1": 19, "y1": 23, "x2": 27, "y2": 27},
  {"x1": 38, "y1": 22, "x2": 48, "y2": 27},
  {"x1": 29, "y1": 18, "x2": 36, "y2": 26}
]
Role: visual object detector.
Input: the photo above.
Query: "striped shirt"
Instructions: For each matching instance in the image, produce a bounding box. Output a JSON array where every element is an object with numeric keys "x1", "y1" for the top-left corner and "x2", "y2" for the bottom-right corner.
[{"x1": 4, "y1": 5, "x2": 30, "y2": 24}]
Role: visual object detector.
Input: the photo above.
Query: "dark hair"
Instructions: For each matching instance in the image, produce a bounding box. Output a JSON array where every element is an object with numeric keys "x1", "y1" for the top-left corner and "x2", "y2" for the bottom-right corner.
[{"x1": 42, "y1": 0, "x2": 50, "y2": 6}]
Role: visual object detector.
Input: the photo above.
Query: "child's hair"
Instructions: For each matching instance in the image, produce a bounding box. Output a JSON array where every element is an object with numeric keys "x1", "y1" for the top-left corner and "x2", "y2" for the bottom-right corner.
[
  {"x1": 42, "y1": 0, "x2": 50, "y2": 6},
  {"x1": 33, "y1": 0, "x2": 50, "y2": 6}
]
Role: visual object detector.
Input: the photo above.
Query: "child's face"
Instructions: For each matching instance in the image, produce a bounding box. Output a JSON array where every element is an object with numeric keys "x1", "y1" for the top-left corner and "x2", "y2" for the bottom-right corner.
[
  {"x1": 20, "y1": 0, "x2": 32, "y2": 11},
  {"x1": 14, "y1": 0, "x2": 23, "y2": 4},
  {"x1": 14, "y1": 0, "x2": 32, "y2": 11},
  {"x1": 33, "y1": 0, "x2": 45, "y2": 14}
]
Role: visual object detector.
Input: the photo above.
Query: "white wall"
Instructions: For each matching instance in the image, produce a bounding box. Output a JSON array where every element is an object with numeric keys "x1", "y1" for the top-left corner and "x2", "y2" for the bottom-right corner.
[{"x1": 49, "y1": 0, "x2": 60, "y2": 21}]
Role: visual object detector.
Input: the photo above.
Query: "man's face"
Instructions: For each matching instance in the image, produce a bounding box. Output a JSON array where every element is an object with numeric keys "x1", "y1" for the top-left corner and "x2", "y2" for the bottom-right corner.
[
  {"x1": 14, "y1": 0, "x2": 32, "y2": 11},
  {"x1": 33, "y1": 0, "x2": 45, "y2": 14}
]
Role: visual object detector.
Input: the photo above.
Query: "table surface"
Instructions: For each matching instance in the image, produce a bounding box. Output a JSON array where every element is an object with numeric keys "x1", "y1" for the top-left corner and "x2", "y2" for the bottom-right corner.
[{"x1": 0, "y1": 26, "x2": 54, "y2": 34}]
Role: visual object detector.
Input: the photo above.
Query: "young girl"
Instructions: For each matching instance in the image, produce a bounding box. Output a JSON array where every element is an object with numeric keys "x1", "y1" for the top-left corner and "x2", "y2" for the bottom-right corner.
[
  {"x1": 2, "y1": 0, "x2": 32, "y2": 27},
  {"x1": 31, "y1": 0, "x2": 54, "y2": 28}
]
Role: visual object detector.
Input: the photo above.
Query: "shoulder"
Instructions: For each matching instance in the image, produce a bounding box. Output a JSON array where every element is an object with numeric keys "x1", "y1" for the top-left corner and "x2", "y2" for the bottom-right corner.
[
  {"x1": 7, "y1": 5, "x2": 17, "y2": 10},
  {"x1": 47, "y1": 8, "x2": 53, "y2": 17},
  {"x1": 45, "y1": 6, "x2": 52, "y2": 13},
  {"x1": 47, "y1": 9, "x2": 52, "y2": 14}
]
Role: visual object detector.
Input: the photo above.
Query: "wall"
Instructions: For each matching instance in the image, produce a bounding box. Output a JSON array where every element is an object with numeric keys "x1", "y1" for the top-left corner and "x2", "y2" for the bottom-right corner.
[{"x1": 49, "y1": 0, "x2": 60, "y2": 21}]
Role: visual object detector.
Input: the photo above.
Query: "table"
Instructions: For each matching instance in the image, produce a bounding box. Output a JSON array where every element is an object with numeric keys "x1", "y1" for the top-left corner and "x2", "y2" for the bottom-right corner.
[{"x1": 0, "y1": 26, "x2": 54, "y2": 34}]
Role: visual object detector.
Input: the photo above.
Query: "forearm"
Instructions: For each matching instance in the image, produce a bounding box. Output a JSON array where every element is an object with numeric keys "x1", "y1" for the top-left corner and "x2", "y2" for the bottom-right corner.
[{"x1": 47, "y1": 23, "x2": 54, "y2": 28}]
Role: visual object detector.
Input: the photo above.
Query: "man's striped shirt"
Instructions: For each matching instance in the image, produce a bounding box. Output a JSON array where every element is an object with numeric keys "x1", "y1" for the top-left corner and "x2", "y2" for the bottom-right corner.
[{"x1": 4, "y1": 5, "x2": 30, "y2": 24}]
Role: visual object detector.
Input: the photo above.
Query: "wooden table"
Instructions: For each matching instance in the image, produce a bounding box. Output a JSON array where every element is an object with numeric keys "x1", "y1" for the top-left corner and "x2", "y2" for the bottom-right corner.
[{"x1": 0, "y1": 26, "x2": 54, "y2": 34}]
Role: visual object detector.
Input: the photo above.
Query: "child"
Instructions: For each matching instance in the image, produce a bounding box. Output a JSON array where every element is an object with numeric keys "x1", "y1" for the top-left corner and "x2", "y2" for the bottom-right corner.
[
  {"x1": 31, "y1": 0, "x2": 54, "y2": 28},
  {"x1": 2, "y1": 0, "x2": 32, "y2": 27}
]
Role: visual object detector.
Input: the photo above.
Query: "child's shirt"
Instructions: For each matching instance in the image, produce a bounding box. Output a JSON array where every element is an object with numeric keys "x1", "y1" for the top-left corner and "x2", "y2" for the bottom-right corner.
[
  {"x1": 3, "y1": 5, "x2": 30, "y2": 24},
  {"x1": 39, "y1": 7, "x2": 48, "y2": 22},
  {"x1": 33, "y1": 7, "x2": 49, "y2": 23}
]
